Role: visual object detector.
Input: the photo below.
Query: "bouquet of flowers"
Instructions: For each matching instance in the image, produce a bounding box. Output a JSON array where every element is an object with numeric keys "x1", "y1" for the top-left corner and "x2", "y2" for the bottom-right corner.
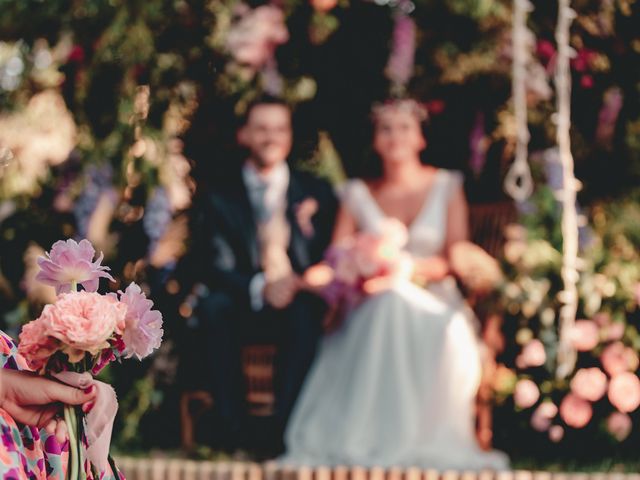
[
  {"x1": 322, "y1": 218, "x2": 413, "y2": 306},
  {"x1": 17, "y1": 239, "x2": 163, "y2": 479}
]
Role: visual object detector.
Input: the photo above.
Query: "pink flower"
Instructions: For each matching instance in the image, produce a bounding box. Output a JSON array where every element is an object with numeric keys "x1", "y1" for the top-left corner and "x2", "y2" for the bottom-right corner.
[
  {"x1": 44, "y1": 291, "x2": 126, "y2": 361},
  {"x1": 36, "y1": 239, "x2": 114, "y2": 294},
  {"x1": 604, "y1": 322, "x2": 625, "y2": 342},
  {"x1": 353, "y1": 234, "x2": 385, "y2": 278},
  {"x1": 536, "y1": 39, "x2": 556, "y2": 64},
  {"x1": 559, "y1": 393, "x2": 592, "y2": 428},
  {"x1": 549, "y1": 425, "x2": 564, "y2": 443},
  {"x1": 580, "y1": 75, "x2": 594, "y2": 89},
  {"x1": 606, "y1": 412, "x2": 632, "y2": 441},
  {"x1": 118, "y1": 283, "x2": 164, "y2": 360},
  {"x1": 18, "y1": 320, "x2": 60, "y2": 372},
  {"x1": 608, "y1": 373, "x2": 640, "y2": 413},
  {"x1": 570, "y1": 320, "x2": 600, "y2": 351},
  {"x1": 601, "y1": 342, "x2": 638, "y2": 376},
  {"x1": 570, "y1": 368, "x2": 608, "y2": 402},
  {"x1": 530, "y1": 402, "x2": 558, "y2": 432},
  {"x1": 518, "y1": 340, "x2": 546, "y2": 368},
  {"x1": 310, "y1": 0, "x2": 337, "y2": 12},
  {"x1": 514, "y1": 379, "x2": 540, "y2": 409}
]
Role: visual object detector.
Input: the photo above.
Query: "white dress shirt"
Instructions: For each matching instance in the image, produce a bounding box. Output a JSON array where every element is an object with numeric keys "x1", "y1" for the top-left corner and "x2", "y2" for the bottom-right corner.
[{"x1": 242, "y1": 162, "x2": 290, "y2": 310}]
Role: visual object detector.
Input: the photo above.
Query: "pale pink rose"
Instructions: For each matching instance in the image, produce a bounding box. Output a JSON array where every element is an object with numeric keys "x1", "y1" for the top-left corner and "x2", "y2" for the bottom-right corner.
[
  {"x1": 601, "y1": 342, "x2": 639, "y2": 376},
  {"x1": 36, "y1": 238, "x2": 114, "y2": 294},
  {"x1": 559, "y1": 393, "x2": 593, "y2": 428},
  {"x1": 45, "y1": 291, "x2": 127, "y2": 360},
  {"x1": 549, "y1": 425, "x2": 564, "y2": 442},
  {"x1": 606, "y1": 411, "x2": 632, "y2": 441},
  {"x1": 570, "y1": 320, "x2": 600, "y2": 351},
  {"x1": 18, "y1": 319, "x2": 60, "y2": 372},
  {"x1": 635, "y1": 283, "x2": 640, "y2": 307},
  {"x1": 514, "y1": 379, "x2": 540, "y2": 409},
  {"x1": 570, "y1": 368, "x2": 608, "y2": 402},
  {"x1": 608, "y1": 373, "x2": 640, "y2": 413},
  {"x1": 118, "y1": 282, "x2": 164, "y2": 360},
  {"x1": 519, "y1": 339, "x2": 546, "y2": 368},
  {"x1": 530, "y1": 402, "x2": 558, "y2": 431}
]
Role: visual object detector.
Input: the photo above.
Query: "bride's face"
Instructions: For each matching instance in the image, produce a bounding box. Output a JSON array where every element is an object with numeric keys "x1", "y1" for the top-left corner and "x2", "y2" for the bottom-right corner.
[{"x1": 373, "y1": 109, "x2": 426, "y2": 165}]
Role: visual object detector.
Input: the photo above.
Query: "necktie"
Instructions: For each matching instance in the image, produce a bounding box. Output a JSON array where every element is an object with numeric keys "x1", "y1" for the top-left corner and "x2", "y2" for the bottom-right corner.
[{"x1": 253, "y1": 181, "x2": 271, "y2": 224}]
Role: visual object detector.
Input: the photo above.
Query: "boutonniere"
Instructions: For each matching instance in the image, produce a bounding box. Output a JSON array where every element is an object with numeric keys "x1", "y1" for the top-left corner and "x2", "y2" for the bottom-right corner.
[{"x1": 294, "y1": 197, "x2": 319, "y2": 238}]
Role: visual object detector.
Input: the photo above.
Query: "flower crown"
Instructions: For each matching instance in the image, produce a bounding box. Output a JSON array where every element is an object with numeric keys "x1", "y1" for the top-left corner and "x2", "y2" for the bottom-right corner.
[{"x1": 371, "y1": 98, "x2": 429, "y2": 123}]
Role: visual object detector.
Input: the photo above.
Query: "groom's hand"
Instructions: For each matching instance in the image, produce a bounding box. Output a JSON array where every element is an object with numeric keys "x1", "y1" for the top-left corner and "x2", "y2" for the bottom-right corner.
[{"x1": 264, "y1": 273, "x2": 301, "y2": 309}]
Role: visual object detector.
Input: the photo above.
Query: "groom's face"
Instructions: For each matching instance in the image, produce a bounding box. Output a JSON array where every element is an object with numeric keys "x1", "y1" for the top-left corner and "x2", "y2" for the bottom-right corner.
[{"x1": 238, "y1": 104, "x2": 292, "y2": 170}]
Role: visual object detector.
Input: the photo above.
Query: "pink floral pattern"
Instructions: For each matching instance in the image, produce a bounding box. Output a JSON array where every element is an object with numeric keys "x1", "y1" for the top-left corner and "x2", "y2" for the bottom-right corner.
[{"x1": 0, "y1": 330, "x2": 123, "y2": 480}]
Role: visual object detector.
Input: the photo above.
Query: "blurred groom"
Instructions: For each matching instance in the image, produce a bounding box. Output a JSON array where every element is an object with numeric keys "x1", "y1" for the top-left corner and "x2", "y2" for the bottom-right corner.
[{"x1": 190, "y1": 96, "x2": 337, "y2": 454}]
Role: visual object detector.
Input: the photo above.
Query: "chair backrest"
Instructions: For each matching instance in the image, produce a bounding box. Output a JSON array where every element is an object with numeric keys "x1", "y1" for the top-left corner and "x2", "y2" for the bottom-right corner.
[{"x1": 468, "y1": 202, "x2": 517, "y2": 258}]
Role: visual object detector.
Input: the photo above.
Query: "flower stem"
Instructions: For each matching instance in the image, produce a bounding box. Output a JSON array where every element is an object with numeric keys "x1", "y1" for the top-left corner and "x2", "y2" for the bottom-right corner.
[
  {"x1": 77, "y1": 407, "x2": 87, "y2": 480},
  {"x1": 71, "y1": 280, "x2": 78, "y2": 292},
  {"x1": 64, "y1": 404, "x2": 79, "y2": 480}
]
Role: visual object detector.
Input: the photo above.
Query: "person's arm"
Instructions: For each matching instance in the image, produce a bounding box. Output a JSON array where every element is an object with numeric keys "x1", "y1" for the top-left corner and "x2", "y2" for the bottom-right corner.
[
  {"x1": 412, "y1": 175, "x2": 469, "y2": 283},
  {"x1": 190, "y1": 195, "x2": 260, "y2": 306},
  {"x1": 331, "y1": 205, "x2": 357, "y2": 244}
]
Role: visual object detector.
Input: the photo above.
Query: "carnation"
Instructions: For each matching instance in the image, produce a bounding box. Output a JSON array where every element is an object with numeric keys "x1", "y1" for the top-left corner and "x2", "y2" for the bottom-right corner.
[
  {"x1": 18, "y1": 319, "x2": 60, "y2": 372},
  {"x1": 44, "y1": 291, "x2": 126, "y2": 361},
  {"x1": 118, "y1": 282, "x2": 164, "y2": 360},
  {"x1": 36, "y1": 238, "x2": 114, "y2": 294}
]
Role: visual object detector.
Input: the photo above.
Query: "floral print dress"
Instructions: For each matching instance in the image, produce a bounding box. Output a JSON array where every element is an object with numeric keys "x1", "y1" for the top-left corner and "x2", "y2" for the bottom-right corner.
[{"x1": 1, "y1": 330, "x2": 122, "y2": 480}]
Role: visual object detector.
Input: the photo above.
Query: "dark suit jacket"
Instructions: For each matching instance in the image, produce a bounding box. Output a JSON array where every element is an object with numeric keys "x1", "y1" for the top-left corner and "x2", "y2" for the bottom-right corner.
[{"x1": 190, "y1": 167, "x2": 338, "y2": 306}]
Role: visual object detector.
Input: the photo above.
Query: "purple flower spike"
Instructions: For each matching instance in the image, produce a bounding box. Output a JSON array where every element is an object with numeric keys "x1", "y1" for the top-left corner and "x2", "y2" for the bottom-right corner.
[{"x1": 36, "y1": 239, "x2": 115, "y2": 294}]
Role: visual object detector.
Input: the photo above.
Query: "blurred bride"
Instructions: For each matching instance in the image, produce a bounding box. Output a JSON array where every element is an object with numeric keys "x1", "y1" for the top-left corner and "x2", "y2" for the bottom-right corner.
[{"x1": 281, "y1": 99, "x2": 508, "y2": 470}]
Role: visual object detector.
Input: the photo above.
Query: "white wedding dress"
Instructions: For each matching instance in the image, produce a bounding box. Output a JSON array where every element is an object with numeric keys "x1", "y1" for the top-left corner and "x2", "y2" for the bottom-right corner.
[{"x1": 280, "y1": 170, "x2": 509, "y2": 470}]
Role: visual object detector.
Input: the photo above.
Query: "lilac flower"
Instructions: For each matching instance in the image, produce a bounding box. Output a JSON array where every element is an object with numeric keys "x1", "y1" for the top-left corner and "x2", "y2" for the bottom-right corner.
[
  {"x1": 386, "y1": 14, "x2": 416, "y2": 88},
  {"x1": 118, "y1": 282, "x2": 163, "y2": 360},
  {"x1": 36, "y1": 239, "x2": 114, "y2": 294}
]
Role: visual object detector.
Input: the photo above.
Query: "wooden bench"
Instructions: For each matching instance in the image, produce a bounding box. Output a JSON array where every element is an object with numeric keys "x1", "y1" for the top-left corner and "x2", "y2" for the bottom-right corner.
[{"x1": 180, "y1": 201, "x2": 516, "y2": 453}]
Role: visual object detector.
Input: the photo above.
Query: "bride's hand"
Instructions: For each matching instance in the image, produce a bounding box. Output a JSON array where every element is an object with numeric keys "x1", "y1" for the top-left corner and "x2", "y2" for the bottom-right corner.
[
  {"x1": 412, "y1": 256, "x2": 449, "y2": 284},
  {"x1": 301, "y1": 263, "x2": 334, "y2": 293},
  {"x1": 362, "y1": 275, "x2": 397, "y2": 295}
]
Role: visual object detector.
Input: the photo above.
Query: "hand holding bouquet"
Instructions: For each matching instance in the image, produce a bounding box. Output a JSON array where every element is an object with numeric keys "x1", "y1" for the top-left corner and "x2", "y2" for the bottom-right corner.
[
  {"x1": 322, "y1": 219, "x2": 413, "y2": 305},
  {"x1": 17, "y1": 239, "x2": 163, "y2": 479}
]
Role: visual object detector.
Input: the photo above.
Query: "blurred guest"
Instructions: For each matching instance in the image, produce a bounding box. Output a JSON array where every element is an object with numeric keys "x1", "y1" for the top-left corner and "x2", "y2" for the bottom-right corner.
[
  {"x1": 281, "y1": 99, "x2": 509, "y2": 469},
  {"x1": 189, "y1": 96, "x2": 337, "y2": 453}
]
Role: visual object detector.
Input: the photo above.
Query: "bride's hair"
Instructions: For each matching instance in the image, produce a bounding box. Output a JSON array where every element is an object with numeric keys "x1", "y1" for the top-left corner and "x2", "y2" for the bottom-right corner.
[{"x1": 370, "y1": 98, "x2": 429, "y2": 125}]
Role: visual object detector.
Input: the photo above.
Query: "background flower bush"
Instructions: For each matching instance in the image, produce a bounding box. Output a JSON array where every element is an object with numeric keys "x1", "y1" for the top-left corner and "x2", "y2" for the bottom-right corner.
[
  {"x1": 493, "y1": 185, "x2": 640, "y2": 460},
  {"x1": 0, "y1": 0, "x2": 639, "y2": 458}
]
